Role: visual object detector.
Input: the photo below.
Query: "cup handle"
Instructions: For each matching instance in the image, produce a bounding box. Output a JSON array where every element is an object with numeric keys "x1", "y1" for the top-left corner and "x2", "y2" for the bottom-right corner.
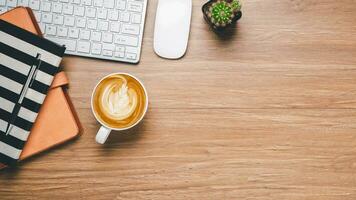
[{"x1": 96, "y1": 126, "x2": 111, "y2": 144}]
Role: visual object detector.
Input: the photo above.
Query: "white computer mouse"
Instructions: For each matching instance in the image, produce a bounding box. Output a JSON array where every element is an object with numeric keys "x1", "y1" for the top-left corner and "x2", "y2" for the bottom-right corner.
[{"x1": 153, "y1": 0, "x2": 192, "y2": 59}]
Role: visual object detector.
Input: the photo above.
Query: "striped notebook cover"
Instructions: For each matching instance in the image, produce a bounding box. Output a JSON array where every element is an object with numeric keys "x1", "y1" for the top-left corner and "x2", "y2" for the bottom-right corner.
[{"x1": 0, "y1": 19, "x2": 65, "y2": 165}]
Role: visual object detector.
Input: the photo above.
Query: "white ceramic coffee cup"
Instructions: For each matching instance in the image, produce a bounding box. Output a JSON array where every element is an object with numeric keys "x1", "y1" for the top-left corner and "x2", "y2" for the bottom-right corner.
[{"x1": 91, "y1": 72, "x2": 148, "y2": 144}]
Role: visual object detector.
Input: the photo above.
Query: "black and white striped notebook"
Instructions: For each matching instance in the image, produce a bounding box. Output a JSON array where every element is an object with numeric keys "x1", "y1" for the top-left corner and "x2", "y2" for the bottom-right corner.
[{"x1": 0, "y1": 19, "x2": 65, "y2": 165}]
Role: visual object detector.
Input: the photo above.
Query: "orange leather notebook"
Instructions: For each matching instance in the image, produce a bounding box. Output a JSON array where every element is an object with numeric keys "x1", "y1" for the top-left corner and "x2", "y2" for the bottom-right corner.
[{"x1": 0, "y1": 7, "x2": 82, "y2": 168}]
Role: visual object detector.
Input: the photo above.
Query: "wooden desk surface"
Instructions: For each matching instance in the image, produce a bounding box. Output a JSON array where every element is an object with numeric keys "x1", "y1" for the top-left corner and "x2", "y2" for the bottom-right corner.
[{"x1": 2, "y1": 0, "x2": 356, "y2": 199}]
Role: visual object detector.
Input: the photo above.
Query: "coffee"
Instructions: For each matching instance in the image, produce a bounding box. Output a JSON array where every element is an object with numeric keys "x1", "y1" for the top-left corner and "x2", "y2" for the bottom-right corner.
[{"x1": 92, "y1": 73, "x2": 147, "y2": 129}]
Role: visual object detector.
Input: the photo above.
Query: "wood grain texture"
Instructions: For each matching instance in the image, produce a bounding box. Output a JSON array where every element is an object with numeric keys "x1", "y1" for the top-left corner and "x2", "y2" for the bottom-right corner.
[{"x1": 1, "y1": 0, "x2": 356, "y2": 199}]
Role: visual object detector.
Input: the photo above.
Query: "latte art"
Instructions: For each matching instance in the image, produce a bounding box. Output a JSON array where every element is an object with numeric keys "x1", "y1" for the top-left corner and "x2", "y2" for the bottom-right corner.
[
  {"x1": 92, "y1": 74, "x2": 147, "y2": 129},
  {"x1": 100, "y1": 76, "x2": 138, "y2": 121}
]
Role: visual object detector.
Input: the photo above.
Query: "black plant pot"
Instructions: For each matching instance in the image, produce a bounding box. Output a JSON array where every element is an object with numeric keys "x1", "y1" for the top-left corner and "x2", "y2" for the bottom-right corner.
[{"x1": 202, "y1": 0, "x2": 242, "y2": 32}]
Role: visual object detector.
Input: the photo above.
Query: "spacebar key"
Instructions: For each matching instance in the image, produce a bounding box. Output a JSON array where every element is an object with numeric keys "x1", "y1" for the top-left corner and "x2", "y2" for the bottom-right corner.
[
  {"x1": 114, "y1": 35, "x2": 138, "y2": 46},
  {"x1": 46, "y1": 37, "x2": 76, "y2": 52}
]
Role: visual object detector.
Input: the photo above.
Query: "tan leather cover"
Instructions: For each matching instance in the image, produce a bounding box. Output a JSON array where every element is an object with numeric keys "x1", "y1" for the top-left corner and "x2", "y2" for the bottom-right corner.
[{"x1": 0, "y1": 7, "x2": 82, "y2": 168}]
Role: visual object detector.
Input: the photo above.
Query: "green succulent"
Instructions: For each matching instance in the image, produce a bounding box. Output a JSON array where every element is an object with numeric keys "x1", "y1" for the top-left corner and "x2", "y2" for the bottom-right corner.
[{"x1": 206, "y1": 0, "x2": 241, "y2": 27}]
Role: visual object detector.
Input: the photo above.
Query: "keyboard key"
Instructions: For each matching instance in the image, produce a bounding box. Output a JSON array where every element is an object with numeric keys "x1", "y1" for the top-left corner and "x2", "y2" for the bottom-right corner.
[
  {"x1": 18, "y1": 0, "x2": 29, "y2": 6},
  {"x1": 108, "y1": 9, "x2": 119, "y2": 20},
  {"x1": 102, "y1": 33, "x2": 113, "y2": 43},
  {"x1": 131, "y1": 13, "x2": 141, "y2": 24},
  {"x1": 42, "y1": 13, "x2": 53, "y2": 23},
  {"x1": 68, "y1": 28, "x2": 79, "y2": 38},
  {"x1": 29, "y1": 0, "x2": 40, "y2": 10},
  {"x1": 110, "y1": 22, "x2": 120, "y2": 32},
  {"x1": 103, "y1": 50, "x2": 113, "y2": 56},
  {"x1": 117, "y1": 0, "x2": 126, "y2": 10},
  {"x1": 126, "y1": 53, "x2": 137, "y2": 60},
  {"x1": 52, "y1": 2, "x2": 62, "y2": 13},
  {"x1": 63, "y1": 40, "x2": 76, "y2": 52},
  {"x1": 71, "y1": 0, "x2": 80, "y2": 4},
  {"x1": 114, "y1": 51, "x2": 125, "y2": 58},
  {"x1": 63, "y1": 4, "x2": 73, "y2": 15},
  {"x1": 82, "y1": 0, "x2": 91, "y2": 6},
  {"x1": 93, "y1": 0, "x2": 103, "y2": 7},
  {"x1": 57, "y1": 27, "x2": 68, "y2": 37},
  {"x1": 80, "y1": 30, "x2": 90, "y2": 40},
  {"x1": 103, "y1": 43, "x2": 115, "y2": 51},
  {"x1": 87, "y1": 19, "x2": 97, "y2": 29},
  {"x1": 86, "y1": 7, "x2": 96, "y2": 18},
  {"x1": 97, "y1": 8, "x2": 108, "y2": 19},
  {"x1": 126, "y1": 46, "x2": 138, "y2": 54},
  {"x1": 91, "y1": 31, "x2": 101, "y2": 42},
  {"x1": 120, "y1": 12, "x2": 130, "y2": 22},
  {"x1": 53, "y1": 15, "x2": 64, "y2": 25},
  {"x1": 76, "y1": 18, "x2": 86, "y2": 28},
  {"x1": 77, "y1": 41, "x2": 90, "y2": 53},
  {"x1": 116, "y1": 45, "x2": 125, "y2": 52},
  {"x1": 47, "y1": 37, "x2": 61, "y2": 45},
  {"x1": 114, "y1": 35, "x2": 138, "y2": 46},
  {"x1": 98, "y1": 21, "x2": 109, "y2": 31},
  {"x1": 47, "y1": 37, "x2": 76, "y2": 51},
  {"x1": 0, "y1": 0, "x2": 6, "y2": 6},
  {"x1": 103, "y1": 0, "x2": 115, "y2": 8},
  {"x1": 64, "y1": 16, "x2": 75, "y2": 26},
  {"x1": 41, "y1": 1, "x2": 52, "y2": 12},
  {"x1": 122, "y1": 24, "x2": 140, "y2": 35},
  {"x1": 46, "y1": 25, "x2": 56, "y2": 36},
  {"x1": 127, "y1": 1, "x2": 143, "y2": 12},
  {"x1": 74, "y1": 6, "x2": 85, "y2": 16},
  {"x1": 92, "y1": 43, "x2": 102, "y2": 55}
]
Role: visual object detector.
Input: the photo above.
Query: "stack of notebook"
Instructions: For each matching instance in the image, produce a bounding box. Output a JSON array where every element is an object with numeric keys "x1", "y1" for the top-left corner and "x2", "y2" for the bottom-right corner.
[{"x1": 0, "y1": 7, "x2": 81, "y2": 167}]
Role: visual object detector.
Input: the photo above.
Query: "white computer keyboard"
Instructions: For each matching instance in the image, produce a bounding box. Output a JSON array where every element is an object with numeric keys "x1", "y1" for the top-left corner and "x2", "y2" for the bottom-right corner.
[{"x1": 0, "y1": 0, "x2": 147, "y2": 63}]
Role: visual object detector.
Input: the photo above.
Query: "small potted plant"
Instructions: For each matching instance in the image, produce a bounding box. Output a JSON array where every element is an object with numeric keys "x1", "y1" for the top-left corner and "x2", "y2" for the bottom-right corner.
[{"x1": 202, "y1": 0, "x2": 242, "y2": 32}]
